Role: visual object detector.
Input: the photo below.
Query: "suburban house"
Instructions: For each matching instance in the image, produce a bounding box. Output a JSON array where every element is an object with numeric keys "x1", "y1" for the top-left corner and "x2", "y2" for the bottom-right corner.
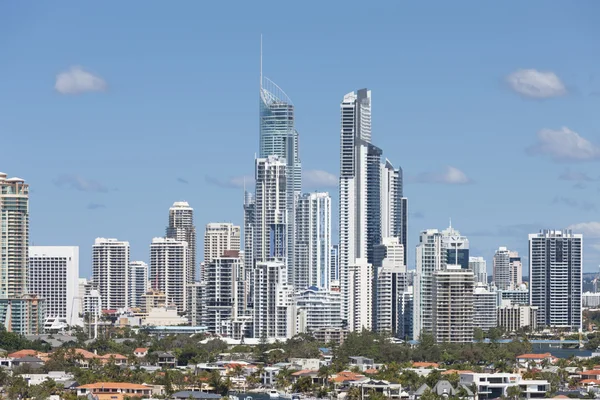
[
  {"x1": 76, "y1": 382, "x2": 153, "y2": 398},
  {"x1": 134, "y1": 348, "x2": 149, "y2": 358},
  {"x1": 516, "y1": 353, "x2": 558, "y2": 368}
]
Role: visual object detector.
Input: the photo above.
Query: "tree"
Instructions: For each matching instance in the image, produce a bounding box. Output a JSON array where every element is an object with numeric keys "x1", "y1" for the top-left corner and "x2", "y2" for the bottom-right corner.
[
  {"x1": 506, "y1": 385, "x2": 522, "y2": 400},
  {"x1": 347, "y1": 386, "x2": 361, "y2": 400},
  {"x1": 292, "y1": 376, "x2": 313, "y2": 394},
  {"x1": 318, "y1": 365, "x2": 332, "y2": 388}
]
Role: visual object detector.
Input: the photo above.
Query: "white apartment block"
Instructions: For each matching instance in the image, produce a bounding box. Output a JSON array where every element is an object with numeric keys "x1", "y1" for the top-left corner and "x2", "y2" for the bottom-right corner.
[
  {"x1": 583, "y1": 292, "x2": 600, "y2": 308},
  {"x1": 493, "y1": 247, "x2": 521, "y2": 290},
  {"x1": 469, "y1": 256, "x2": 487, "y2": 285},
  {"x1": 295, "y1": 192, "x2": 332, "y2": 290},
  {"x1": 473, "y1": 284, "x2": 497, "y2": 332},
  {"x1": 529, "y1": 229, "x2": 582, "y2": 330},
  {"x1": 253, "y1": 261, "x2": 295, "y2": 339},
  {"x1": 254, "y1": 156, "x2": 288, "y2": 266},
  {"x1": 347, "y1": 258, "x2": 373, "y2": 332},
  {"x1": 374, "y1": 237, "x2": 407, "y2": 336},
  {"x1": 202, "y1": 252, "x2": 248, "y2": 336},
  {"x1": 166, "y1": 201, "x2": 196, "y2": 285},
  {"x1": 295, "y1": 287, "x2": 342, "y2": 333},
  {"x1": 128, "y1": 261, "x2": 148, "y2": 309},
  {"x1": 28, "y1": 246, "x2": 80, "y2": 325},
  {"x1": 380, "y1": 160, "x2": 407, "y2": 262},
  {"x1": 414, "y1": 229, "x2": 445, "y2": 339},
  {"x1": 204, "y1": 223, "x2": 241, "y2": 263},
  {"x1": 149, "y1": 237, "x2": 189, "y2": 313},
  {"x1": 497, "y1": 301, "x2": 538, "y2": 332},
  {"x1": 0, "y1": 173, "x2": 29, "y2": 298},
  {"x1": 432, "y1": 265, "x2": 474, "y2": 343},
  {"x1": 92, "y1": 238, "x2": 130, "y2": 310}
]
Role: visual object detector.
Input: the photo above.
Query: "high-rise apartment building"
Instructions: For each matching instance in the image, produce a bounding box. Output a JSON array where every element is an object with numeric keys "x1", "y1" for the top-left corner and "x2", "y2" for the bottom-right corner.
[
  {"x1": 529, "y1": 230, "x2": 582, "y2": 331},
  {"x1": 92, "y1": 238, "x2": 130, "y2": 310},
  {"x1": 149, "y1": 237, "x2": 189, "y2": 312},
  {"x1": 497, "y1": 301, "x2": 538, "y2": 333},
  {"x1": 380, "y1": 160, "x2": 408, "y2": 264},
  {"x1": 243, "y1": 191, "x2": 256, "y2": 272},
  {"x1": 252, "y1": 261, "x2": 295, "y2": 338},
  {"x1": 347, "y1": 258, "x2": 373, "y2": 331},
  {"x1": 204, "y1": 223, "x2": 241, "y2": 263},
  {"x1": 374, "y1": 238, "x2": 407, "y2": 336},
  {"x1": 493, "y1": 247, "x2": 522, "y2": 290},
  {"x1": 166, "y1": 201, "x2": 196, "y2": 284},
  {"x1": 330, "y1": 245, "x2": 339, "y2": 284},
  {"x1": 28, "y1": 246, "x2": 79, "y2": 325},
  {"x1": 432, "y1": 266, "x2": 474, "y2": 343},
  {"x1": 442, "y1": 224, "x2": 469, "y2": 269},
  {"x1": 259, "y1": 75, "x2": 301, "y2": 279},
  {"x1": 295, "y1": 192, "x2": 331, "y2": 289},
  {"x1": 0, "y1": 173, "x2": 29, "y2": 298},
  {"x1": 414, "y1": 229, "x2": 446, "y2": 338},
  {"x1": 253, "y1": 156, "x2": 288, "y2": 268},
  {"x1": 128, "y1": 261, "x2": 148, "y2": 309},
  {"x1": 473, "y1": 284, "x2": 497, "y2": 332},
  {"x1": 469, "y1": 256, "x2": 488, "y2": 285},
  {"x1": 202, "y1": 251, "x2": 247, "y2": 336},
  {"x1": 295, "y1": 287, "x2": 342, "y2": 333}
]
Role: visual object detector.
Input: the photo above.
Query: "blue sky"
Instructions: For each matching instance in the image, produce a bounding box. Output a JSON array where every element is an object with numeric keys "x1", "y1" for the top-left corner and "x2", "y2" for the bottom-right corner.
[{"x1": 2, "y1": 1, "x2": 600, "y2": 277}]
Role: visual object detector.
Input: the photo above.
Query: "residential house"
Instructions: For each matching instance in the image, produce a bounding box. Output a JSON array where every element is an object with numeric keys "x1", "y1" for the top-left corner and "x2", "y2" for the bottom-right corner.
[
  {"x1": 154, "y1": 351, "x2": 177, "y2": 368},
  {"x1": 289, "y1": 358, "x2": 321, "y2": 370},
  {"x1": 76, "y1": 382, "x2": 153, "y2": 398},
  {"x1": 350, "y1": 379, "x2": 408, "y2": 400},
  {"x1": 516, "y1": 353, "x2": 558, "y2": 368},
  {"x1": 349, "y1": 356, "x2": 376, "y2": 372},
  {"x1": 460, "y1": 372, "x2": 550, "y2": 399},
  {"x1": 12, "y1": 356, "x2": 45, "y2": 369},
  {"x1": 134, "y1": 348, "x2": 149, "y2": 358},
  {"x1": 414, "y1": 381, "x2": 474, "y2": 400}
]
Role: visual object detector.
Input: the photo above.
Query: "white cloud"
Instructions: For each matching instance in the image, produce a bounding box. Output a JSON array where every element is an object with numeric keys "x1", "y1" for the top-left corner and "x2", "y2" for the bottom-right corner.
[
  {"x1": 527, "y1": 127, "x2": 600, "y2": 162},
  {"x1": 55, "y1": 66, "x2": 107, "y2": 94},
  {"x1": 567, "y1": 222, "x2": 600, "y2": 238},
  {"x1": 205, "y1": 175, "x2": 253, "y2": 189},
  {"x1": 303, "y1": 170, "x2": 337, "y2": 188},
  {"x1": 506, "y1": 69, "x2": 567, "y2": 98},
  {"x1": 412, "y1": 166, "x2": 472, "y2": 185},
  {"x1": 53, "y1": 174, "x2": 108, "y2": 192}
]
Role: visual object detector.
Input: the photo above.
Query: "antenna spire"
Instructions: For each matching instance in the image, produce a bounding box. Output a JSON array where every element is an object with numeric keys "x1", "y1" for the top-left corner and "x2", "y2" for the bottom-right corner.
[{"x1": 260, "y1": 34, "x2": 263, "y2": 88}]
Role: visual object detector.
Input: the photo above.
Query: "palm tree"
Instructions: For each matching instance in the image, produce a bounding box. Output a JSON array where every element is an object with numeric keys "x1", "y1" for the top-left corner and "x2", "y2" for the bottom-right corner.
[
  {"x1": 318, "y1": 365, "x2": 332, "y2": 389},
  {"x1": 506, "y1": 385, "x2": 522, "y2": 400},
  {"x1": 347, "y1": 386, "x2": 361, "y2": 400}
]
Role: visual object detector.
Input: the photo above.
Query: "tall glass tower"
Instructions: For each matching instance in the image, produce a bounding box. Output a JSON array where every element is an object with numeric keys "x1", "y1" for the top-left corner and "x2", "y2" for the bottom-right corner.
[{"x1": 259, "y1": 75, "x2": 301, "y2": 282}]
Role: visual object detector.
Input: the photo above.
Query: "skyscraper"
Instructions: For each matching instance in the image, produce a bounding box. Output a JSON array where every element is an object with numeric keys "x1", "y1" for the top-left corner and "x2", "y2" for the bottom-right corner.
[
  {"x1": 253, "y1": 261, "x2": 295, "y2": 338},
  {"x1": 166, "y1": 201, "x2": 196, "y2": 284},
  {"x1": 347, "y1": 258, "x2": 373, "y2": 331},
  {"x1": 414, "y1": 229, "x2": 446, "y2": 339},
  {"x1": 380, "y1": 160, "x2": 408, "y2": 264},
  {"x1": 295, "y1": 192, "x2": 332, "y2": 289},
  {"x1": 243, "y1": 191, "x2": 255, "y2": 272},
  {"x1": 339, "y1": 89, "x2": 377, "y2": 326},
  {"x1": 0, "y1": 173, "x2": 29, "y2": 298},
  {"x1": 253, "y1": 156, "x2": 288, "y2": 267},
  {"x1": 374, "y1": 237, "x2": 407, "y2": 336},
  {"x1": 493, "y1": 247, "x2": 521, "y2": 290},
  {"x1": 432, "y1": 266, "x2": 474, "y2": 343},
  {"x1": 92, "y1": 238, "x2": 130, "y2": 310},
  {"x1": 149, "y1": 237, "x2": 189, "y2": 312},
  {"x1": 128, "y1": 261, "x2": 148, "y2": 308},
  {"x1": 441, "y1": 224, "x2": 469, "y2": 269},
  {"x1": 204, "y1": 223, "x2": 241, "y2": 263},
  {"x1": 529, "y1": 230, "x2": 582, "y2": 331},
  {"x1": 260, "y1": 71, "x2": 301, "y2": 279},
  {"x1": 469, "y1": 256, "x2": 488, "y2": 285},
  {"x1": 330, "y1": 245, "x2": 339, "y2": 283},
  {"x1": 29, "y1": 246, "x2": 80, "y2": 325}
]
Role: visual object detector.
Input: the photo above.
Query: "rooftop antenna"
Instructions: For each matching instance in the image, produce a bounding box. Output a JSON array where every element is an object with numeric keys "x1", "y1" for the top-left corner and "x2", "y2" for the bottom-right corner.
[
  {"x1": 449, "y1": 217, "x2": 452, "y2": 229},
  {"x1": 260, "y1": 34, "x2": 263, "y2": 89}
]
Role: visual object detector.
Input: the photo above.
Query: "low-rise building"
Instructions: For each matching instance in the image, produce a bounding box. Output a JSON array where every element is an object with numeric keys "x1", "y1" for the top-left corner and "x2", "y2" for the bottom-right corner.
[
  {"x1": 497, "y1": 301, "x2": 538, "y2": 332},
  {"x1": 516, "y1": 353, "x2": 558, "y2": 368},
  {"x1": 460, "y1": 372, "x2": 550, "y2": 399},
  {"x1": 76, "y1": 382, "x2": 153, "y2": 398}
]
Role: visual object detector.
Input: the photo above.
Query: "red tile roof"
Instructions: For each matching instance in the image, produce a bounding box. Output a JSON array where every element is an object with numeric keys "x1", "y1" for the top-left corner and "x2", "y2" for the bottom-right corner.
[
  {"x1": 412, "y1": 362, "x2": 440, "y2": 368},
  {"x1": 516, "y1": 353, "x2": 555, "y2": 360},
  {"x1": 77, "y1": 382, "x2": 151, "y2": 390}
]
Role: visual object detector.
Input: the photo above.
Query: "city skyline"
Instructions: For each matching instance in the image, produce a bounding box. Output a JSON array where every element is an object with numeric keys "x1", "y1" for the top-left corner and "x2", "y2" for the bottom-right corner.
[{"x1": 2, "y1": 2, "x2": 600, "y2": 275}]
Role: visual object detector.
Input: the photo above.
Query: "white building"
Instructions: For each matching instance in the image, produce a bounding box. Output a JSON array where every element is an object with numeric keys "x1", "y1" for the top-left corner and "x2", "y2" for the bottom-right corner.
[
  {"x1": 202, "y1": 252, "x2": 248, "y2": 336},
  {"x1": 330, "y1": 245, "x2": 339, "y2": 283},
  {"x1": 92, "y1": 238, "x2": 130, "y2": 310},
  {"x1": 469, "y1": 256, "x2": 487, "y2": 285},
  {"x1": 414, "y1": 229, "x2": 445, "y2": 339},
  {"x1": 497, "y1": 285, "x2": 529, "y2": 306},
  {"x1": 497, "y1": 300, "x2": 538, "y2": 332},
  {"x1": 149, "y1": 237, "x2": 189, "y2": 313},
  {"x1": 295, "y1": 192, "x2": 332, "y2": 289},
  {"x1": 441, "y1": 224, "x2": 469, "y2": 269},
  {"x1": 473, "y1": 284, "x2": 497, "y2": 332},
  {"x1": 460, "y1": 373, "x2": 549, "y2": 399},
  {"x1": 493, "y1": 247, "x2": 522, "y2": 290},
  {"x1": 0, "y1": 173, "x2": 29, "y2": 298},
  {"x1": 204, "y1": 223, "x2": 241, "y2": 263},
  {"x1": 529, "y1": 230, "x2": 582, "y2": 330},
  {"x1": 253, "y1": 156, "x2": 288, "y2": 269},
  {"x1": 253, "y1": 261, "x2": 295, "y2": 339},
  {"x1": 295, "y1": 287, "x2": 342, "y2": 333},
  {"x1": 374, "y1": 237, "x2": 407, "y2": 336},
  {"x1": 166, "y1": 201, "x2": 196, "y2": 284},
  {"x1": 380, "y1": 160, "x2": 407, "y2": 263},
  {"x1": 128, "y1": 261, "x2": 148, "y2": 309},
  {"x1": 583, "y1": 291, "x2": 600, "y2": 308},
  {"x1": 347, "y1": 258, "x2": 373, "y2": 331},
  {"x1": 28, "y1": 246, "x2": 80, "y2": 326},
  {"x1": 432, "y1": 265, "x2": 474, "y2": 343}
]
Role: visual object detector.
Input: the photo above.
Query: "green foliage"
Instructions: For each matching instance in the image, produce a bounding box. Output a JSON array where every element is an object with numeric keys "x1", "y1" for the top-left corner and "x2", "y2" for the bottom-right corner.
[{"x1": 0, "y1": 327, "x2": 50, "y2": 352}]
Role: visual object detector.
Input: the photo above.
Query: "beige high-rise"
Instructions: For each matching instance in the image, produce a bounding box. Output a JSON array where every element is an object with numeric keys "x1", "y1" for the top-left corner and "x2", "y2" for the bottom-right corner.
[{"x1": 204, "y1": 223, "x2": 241, "y2": 262}]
